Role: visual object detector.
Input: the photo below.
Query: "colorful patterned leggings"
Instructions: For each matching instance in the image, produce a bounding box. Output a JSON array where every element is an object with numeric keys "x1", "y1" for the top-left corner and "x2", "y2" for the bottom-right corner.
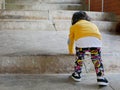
[{"x1": 75, "y1": 47, "x2": 104, "y2": 77}]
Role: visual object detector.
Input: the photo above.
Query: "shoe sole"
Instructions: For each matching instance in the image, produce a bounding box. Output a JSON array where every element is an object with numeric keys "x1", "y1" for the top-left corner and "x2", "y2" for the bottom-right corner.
[
  {"x1": 71, "y1": 76, "x2": 81, "y2": 82},
  {"x1": 97, "y1": 82, "x2": 109, "y2": 86}
]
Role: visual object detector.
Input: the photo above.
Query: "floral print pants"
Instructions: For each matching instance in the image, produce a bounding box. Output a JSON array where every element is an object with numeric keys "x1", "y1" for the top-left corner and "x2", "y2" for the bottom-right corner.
[{"x1": 75, "y1": 47, "x2": 104, "y2": 77}]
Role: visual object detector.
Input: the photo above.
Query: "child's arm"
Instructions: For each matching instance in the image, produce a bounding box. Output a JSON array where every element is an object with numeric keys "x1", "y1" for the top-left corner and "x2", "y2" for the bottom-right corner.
[{"x1": 68, "y1": 27, "x2": 74, "y2": 54}]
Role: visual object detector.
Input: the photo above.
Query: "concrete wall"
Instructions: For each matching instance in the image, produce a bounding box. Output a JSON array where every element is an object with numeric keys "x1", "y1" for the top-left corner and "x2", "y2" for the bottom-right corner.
[{"x1": 104, "y1": 0, "x2": 120, "y2": 15}]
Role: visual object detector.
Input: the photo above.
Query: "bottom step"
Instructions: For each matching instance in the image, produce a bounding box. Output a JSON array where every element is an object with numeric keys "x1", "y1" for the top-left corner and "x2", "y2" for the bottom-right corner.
[
  {"x1": 0, "y1": 54, "x2": 120, "y2": 74},
  {"x1": 0, "y1": 55, "x2": 74, "y2": 74}
]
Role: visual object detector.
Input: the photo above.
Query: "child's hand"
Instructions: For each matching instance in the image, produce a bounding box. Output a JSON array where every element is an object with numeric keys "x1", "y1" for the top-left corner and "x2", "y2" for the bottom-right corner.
[{"x1": 69, "y1": 52, "x2": 75, "y2": 55}]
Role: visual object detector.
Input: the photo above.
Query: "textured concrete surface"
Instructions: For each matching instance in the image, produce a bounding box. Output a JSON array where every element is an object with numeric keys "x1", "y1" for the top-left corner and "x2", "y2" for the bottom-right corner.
[
  {"x1": 5, "y1": 4, "x2": 83, "y2": 10},
  {"x1": 5, "y1": 0, "x2": 83, "y2": 10},
  {"x1": 0, "y1": 20, "x2": 55, "y2": 30},
  {"x1": 0, "y1": 0, "x2": 119, "y2": 74},
  {"x1": 0, "y1": 3, "x2": 2, "y2": 9},
  {"x1": 50, "y1": 10, "x2": 116, "y2": 21},
  {"x1": 0, "y1": 20, "x2": 117, "y2": 31},
  {"x1": 0, "y1": 30, "x2": 120, "y2": 56},
  {"x1": 0, "y1": 73, "x2": 119, "y2": 90},
  {"x1": 0, "y1": 10, "x2": 117, "y2": 31},
  {"x1": 0, "y1": 10, "x2": 49, "y2": 20},
  {"x1": 0, "y1": 10, "x2": 116, "y2": 21},
  {"x1": 0, "y1": 55, "x2": 74, "y2": 74},
  {"x1": 53, "y1": 20, "x2": 117, "y2": 31},
  {"x1": 6, "y1": 0, "x2": 82, "y2": 4},
  {"x1": 0, "y1": 30, "x2": 120, "y2": 73},
  {"x1": 0, "y1": 31, "x2": 68, "y2": 55}
]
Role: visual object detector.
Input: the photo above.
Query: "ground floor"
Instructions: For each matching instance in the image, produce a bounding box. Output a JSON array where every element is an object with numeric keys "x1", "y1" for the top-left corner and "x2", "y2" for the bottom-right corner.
[{"x1": 0, "y1": 73, "x2": 119, "y2": 90}]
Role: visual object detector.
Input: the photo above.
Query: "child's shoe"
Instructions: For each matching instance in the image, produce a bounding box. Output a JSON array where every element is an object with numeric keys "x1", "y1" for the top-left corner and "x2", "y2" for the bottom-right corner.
[
  {"x1": 97, "y1": 76, "x2": 109, "y2": 86},
  {"x1": 71, "y1": 72, "x2": 81, "y2": 82}
]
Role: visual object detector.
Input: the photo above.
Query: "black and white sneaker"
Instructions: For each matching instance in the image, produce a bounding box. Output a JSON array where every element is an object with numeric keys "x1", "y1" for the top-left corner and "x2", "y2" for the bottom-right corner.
[
  {"x1": 97, "y1": 76, "x2": 109, "y2": 86},
  {"x1": 71, "y1": 72, "x2": 81, "y2": 82}
]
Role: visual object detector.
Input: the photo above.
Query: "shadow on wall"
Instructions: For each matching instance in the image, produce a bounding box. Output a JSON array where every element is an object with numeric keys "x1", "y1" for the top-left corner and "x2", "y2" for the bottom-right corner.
[{"x1": 115, "y1": 22, "x2": 120, "y2": 34}]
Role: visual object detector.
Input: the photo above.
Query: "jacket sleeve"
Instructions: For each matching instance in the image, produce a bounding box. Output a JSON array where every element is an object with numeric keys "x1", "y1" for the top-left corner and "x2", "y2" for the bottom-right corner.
[{"x1": 68, "y1": 26, "x2": 74, "y2": 54}]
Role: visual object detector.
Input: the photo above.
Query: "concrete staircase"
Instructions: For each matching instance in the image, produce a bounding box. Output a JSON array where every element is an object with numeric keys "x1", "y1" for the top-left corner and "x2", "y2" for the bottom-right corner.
[
  {"x1": 0, "y1": 0, "x2": 119, "y2": 74},
  {"x1": 0, "y1": 10, "x2": 117, "y2": 31}
]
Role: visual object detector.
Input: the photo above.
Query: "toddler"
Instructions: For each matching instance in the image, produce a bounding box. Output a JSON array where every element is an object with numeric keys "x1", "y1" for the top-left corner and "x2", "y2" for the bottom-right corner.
[{"x1": 68, "y1": 11, "x2": 109, "y2": 86}]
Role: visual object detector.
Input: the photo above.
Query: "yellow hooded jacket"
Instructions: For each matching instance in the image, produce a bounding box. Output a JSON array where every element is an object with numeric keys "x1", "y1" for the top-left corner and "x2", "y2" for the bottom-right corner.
[{"x1": 68, "y1": 20, "x2": 102, "y2": 54}]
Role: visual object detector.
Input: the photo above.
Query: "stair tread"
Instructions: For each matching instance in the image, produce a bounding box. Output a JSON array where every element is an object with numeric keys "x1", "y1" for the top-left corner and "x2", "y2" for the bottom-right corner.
[
  {"x1": 0, "y1": 10, "x2": 116, "y2": 21},
  {"x1": 0, "y1": 30, "x2": 119, "y2": 56},
  {"x1": 0, "y1": 31, "x2": 69, "y2": 56}
]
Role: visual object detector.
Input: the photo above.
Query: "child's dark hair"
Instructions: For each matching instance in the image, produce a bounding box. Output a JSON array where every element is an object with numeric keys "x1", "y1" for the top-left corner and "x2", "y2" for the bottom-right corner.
[{"x1": 72, "y1": 11, "x2": 90, "y2": 25}]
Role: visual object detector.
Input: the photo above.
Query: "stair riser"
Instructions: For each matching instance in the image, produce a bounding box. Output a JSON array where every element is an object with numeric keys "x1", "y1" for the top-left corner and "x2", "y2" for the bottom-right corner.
[
  {"x1": 5, "y1": 4, "x2": 83, "y2": 10},
  {"x1": 0, "y1": 10, "x2": 49, "y2": 20},
  {"x1": 0, "y1": 20, "x2": 117, "y2": 31},
  {"x1": 0, "y1": 21, "x2": 55, "y2": 30},
  {"x1": 0, "y1": 11, "x2": 116, "y2": 21},
  {"x1": 0, "y1": 55, "x2": 120, "y2": 74},
  {"x1": 50, "y1": 11, "x2": 116, "y2": 21},
  {"x1": 6, "y1": 0, "x2": 82, "y2": 4},
  {"x1": 0, "y1": 55, "x2": 74, "y2": 74},
  {"x1": 54, "y1": 20, "x2": 117, "y2": 32}
]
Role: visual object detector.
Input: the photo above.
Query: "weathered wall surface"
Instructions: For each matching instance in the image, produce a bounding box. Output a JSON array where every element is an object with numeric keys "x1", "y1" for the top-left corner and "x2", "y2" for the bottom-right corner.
[{"x1": 86, "y1": 0, "x2": 120, "y2": 15}]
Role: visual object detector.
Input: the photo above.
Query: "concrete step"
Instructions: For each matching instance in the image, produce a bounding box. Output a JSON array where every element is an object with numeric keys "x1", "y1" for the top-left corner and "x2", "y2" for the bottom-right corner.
[
  {"x1": 0, "y1": 10, "x2": 116, "y2": 21},
  {"x1": 0, "y1": 30, "x2": 120, "y2": 73},
  {"x1": 0, "y1": 20, "x2": 117, "y2": 31},
  {"x1": 0, "y1": 20, "x2": 55, "y2": 30},
  {"x1": 0, "y1": 10, "x2": 49, "y2": 20},
  {"x1": 0, "y1": 55, "x2": 74, "y2": 74},
  {"x1": 50, "y1": 10, "x2": 116, "y2": 21},
  {"x1": 0, "y1": 31, "x2": 68, "y2": 55},
  {"x1": 53, "y1": 20, "x2": 117, "y2": 32},
  {"x1": 5, "y1": 3, "x2": 83, "y2": 10},
  {"x1": 6, "y1": 0, "x2": 82, "y2": 4},
  {"x1": 0, "y1": 30, "x2": 70, "y2": 73}
]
